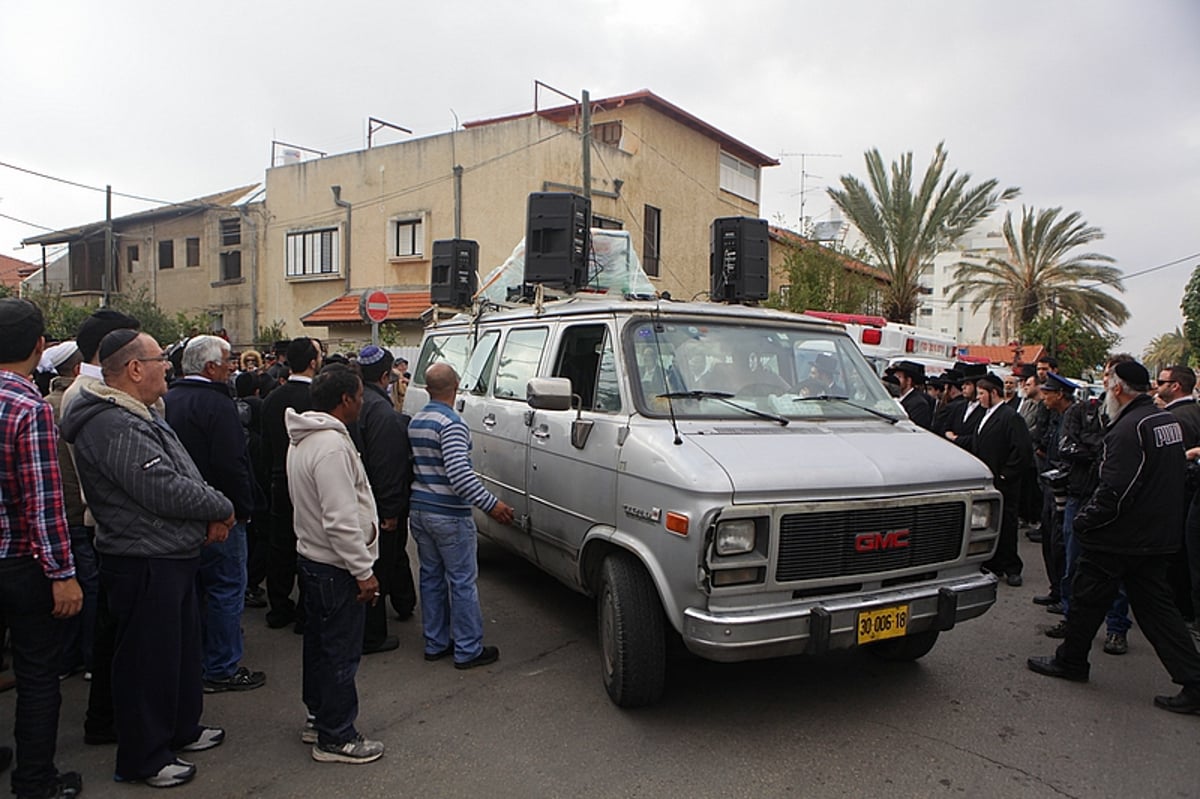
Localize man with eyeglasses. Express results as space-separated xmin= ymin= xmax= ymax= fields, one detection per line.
xmin=1158 ymin=365 xmax=1200 ymax=628
xmin=165 ymin=336 xmax=267 ymax=694
xmin=62 ymin=329 xmax=236 ymax=788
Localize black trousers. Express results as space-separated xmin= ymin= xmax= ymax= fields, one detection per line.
xmin=1057 ymin=548 xmax=1200 ymax=686
xmin=985 ymin=483 xmax=1023 ymax=577
xmin=102 ymin=554 xmax=204 ymax=781
xmin=1039 ymin=487 xmax=1065 ymax=599
xmin=84 ymin=564 xmax=116 ymax=739
xmin=266 ymin=480 xmax=304 ymax=626
xmin=363 ymin=519 xmax=417 ymax=649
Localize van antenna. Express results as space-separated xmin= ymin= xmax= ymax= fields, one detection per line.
xmin=650 ymin=301 xmax=683 ymax=445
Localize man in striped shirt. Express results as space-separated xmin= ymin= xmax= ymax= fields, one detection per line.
xmin=409 ymin=363 xmax=514 ymax=669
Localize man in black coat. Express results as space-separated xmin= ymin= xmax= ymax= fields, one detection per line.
xmin=260 ymin=337 xmax=322 ymax=630
xmin=1158 ymin=364 xmax=1200 ymax=623
xmin=164 ymin=336 xmax=266 ymax=693
xmin=1028 ymin=360 xmax=1200 ymax=714
xmin=350 ymin=346 xmax=416 ymax=655
xmin=949 ymin=372 xmax=1032 ymax=586
xmin=890 ymin=360 xmax=933 ymax=430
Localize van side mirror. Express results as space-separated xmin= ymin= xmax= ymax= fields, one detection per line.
xmin=526 ymin=377 xmax=573 ymax=411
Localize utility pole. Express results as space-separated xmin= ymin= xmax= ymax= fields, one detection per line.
xmin=581 ymin=89 xmax=592 ymax=201
xmin=103 ymin=184 xmax=113 ymax=305
xmin=779 ymin=152 xmax=841 ymax=235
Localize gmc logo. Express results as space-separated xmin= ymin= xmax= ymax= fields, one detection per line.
xmin=855 ymin=529 xmax=911 ymax=553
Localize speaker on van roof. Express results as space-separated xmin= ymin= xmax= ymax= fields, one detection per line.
xmin=525 ymin=192 xmax=591 ymax=290
xmin=430 ymin=239 xmax=479 ymax=307
xmin=710 ymin=216 xmax=769 ymax=303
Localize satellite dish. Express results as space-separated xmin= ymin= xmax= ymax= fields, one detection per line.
xmin=810 ymin=220 xmax=844 ymax=241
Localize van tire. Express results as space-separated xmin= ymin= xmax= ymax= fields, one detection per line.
xmin=867 ymin=630 xmax=939 ymax=661
xmin=598 ymin=553 xmax=666 ymax=708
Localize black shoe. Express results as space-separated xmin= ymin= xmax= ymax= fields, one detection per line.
xmin=266 ymin=611 xmax=295 ymax=629
xmin=1027 ymin=655 xmax=1089 ymax=682
xmin=1153 ymin=687 xmax=1200 ymax=715
xmin=424 ymin=644 xmax=454 ymax=662
xmin=293 ymin=621 xmax=306 ymax=635
xmin=1026 ymin=531 xmax=1043 ymax=543
xmin=203 ymin=667 xmax=266 ymax=694
xmin=363 ymin=636 xmax=400 ymax=655
xmin=454 ymin=645 xmax=499 ymax=670
xmin=83 ymin=728 xmax=118 ymax=745
xmin=1045 ymin=602 xmax=1065 ymax=615
xmin=1005 ymin=573 xmax=1024 ymax=587
xmin=243 ymin=591 xmax=267 ymax=609
xmin=1044 ymin=620 xmax=1070 ymax=639
xmin=0 ymin=746 xmax=10 ymax=774
xmin=394 ymin=610 xmax=415 ymax=622
xmin=32 ymin=771 xmax=83 ymax=798
xmin=1102 ymin=633 xmax=1128 ymax=655
xmin=1032 ymin=594 xmax=1056 ymax=606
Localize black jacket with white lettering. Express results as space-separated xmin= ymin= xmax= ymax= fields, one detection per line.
xmin=1073 ymin=393 xmax=1186 ymax=555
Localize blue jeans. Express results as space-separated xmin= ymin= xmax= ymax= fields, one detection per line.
xmin=298 ymin=556 xmax=365 ymax=746
xmin=1061 ymin=497 xmax=1132 ymax=635
xmin=59 ymin=525 xmax=100 ymax=674
xmin=0 ymin=556 xmax=68 ymax=798
xmin=198 ymin=522 xmax=247 ymax=680
xmin=410 ymin=509 xmax=484 ymax=663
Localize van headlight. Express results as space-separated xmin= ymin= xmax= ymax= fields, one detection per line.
xmin=970 ymin=501 xmax=994 ymax=531
xmin=715 ymin=519 xmax=757 ymax=555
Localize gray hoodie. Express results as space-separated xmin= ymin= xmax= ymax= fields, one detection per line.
xmin=60 ymin=381 xmax=234 ymax=559
xmin=286 ymin=408 xmax=378 ymax=580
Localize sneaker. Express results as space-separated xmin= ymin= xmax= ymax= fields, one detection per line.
xmin=1044 ymin=620 xmax=1070 ymax=639
xmin=178 ymin=726 xmax=225 ymax=752
xmin=454 ymin=645 xmax=500 ymax=670
xmin=116 ymin=758 xmax=196 ymax=788
xmin=203 ymin=667 xmax=266 ymax=693
xmin=38 ymin=770 xmax=82 ymax=798
xmin=301 ymin=718 xmax=318 ymax=745
xmin=1153 ymin=686 xmax=1200 ymax=715
xmin=311 ymin=734 xmax=384 ymax=764
xmin=1102 ymin=633 xmax=1128 ymax=655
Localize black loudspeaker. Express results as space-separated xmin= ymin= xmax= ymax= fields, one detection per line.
xmin=710 ymin=217 xmax=769 ymax=303
xmin=430 ymin=239 xmax=479 ymax=307
xmin=525 ymin=192 xmax=591 ymax=290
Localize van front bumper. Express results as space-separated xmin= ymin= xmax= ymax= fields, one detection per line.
xmin=681 ymin=571 xmax=998 ymax=662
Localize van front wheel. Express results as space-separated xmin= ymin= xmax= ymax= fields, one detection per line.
xmin=598 ymin=553 xmax=666 ymax=708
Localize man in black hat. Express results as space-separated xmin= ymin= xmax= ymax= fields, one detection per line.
xmin=948 ymin=362 xmax=987 ymax=438
xmin=949 ymin=372 xmax=1032 ymax=585
xmin=1028 ymin=359 xmax=1200 ymax=714
xmin=890 ymin=360 xmax=933 ymax=430
xmin=932 ymin=369 xmax=964 ymax=436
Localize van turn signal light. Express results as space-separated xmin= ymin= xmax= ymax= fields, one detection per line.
xmin=665 ymin=512 xmax=689 ymax=537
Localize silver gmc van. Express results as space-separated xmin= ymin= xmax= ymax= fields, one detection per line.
xmin=405 ymin=294 xmax=1000 ymax=707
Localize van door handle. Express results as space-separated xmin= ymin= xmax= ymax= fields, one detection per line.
xmin=532 ymin=425 xmax=550 ymax=440
xmin=482 ymin=413 xmax=496 ymax=427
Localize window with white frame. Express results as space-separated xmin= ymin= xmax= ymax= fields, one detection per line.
xmin=719 ymin=151 xmax=759 ymax=202
xmin=286 ymin=227 xmax=340 ymax=277
xmin=391 ymin=217 xmax=424 ymax=258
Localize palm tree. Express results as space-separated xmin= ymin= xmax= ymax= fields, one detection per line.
xmin=828 ymin=142 xmax=1018 ymax=323
xmin=1144 ymin=327 xmax=1190 ymax=372
xmin=948 ymin=206 xmax=1129 ymax=340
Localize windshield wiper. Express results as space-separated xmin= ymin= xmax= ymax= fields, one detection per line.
xmin=792 ymin=395 xmax=900 ymax=424
xmin=658 ymin=391 xmax=789 ymax=426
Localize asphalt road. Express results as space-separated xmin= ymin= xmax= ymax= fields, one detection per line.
xmin=5 ymin=535 xmax=1198 ymax=799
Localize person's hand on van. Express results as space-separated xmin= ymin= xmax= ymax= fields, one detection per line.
xmin=489 ymin=500 xmax=515 ymax=525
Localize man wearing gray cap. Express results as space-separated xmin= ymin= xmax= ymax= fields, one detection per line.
xmin=1028 ymin=360 xmax=1200 ymax=714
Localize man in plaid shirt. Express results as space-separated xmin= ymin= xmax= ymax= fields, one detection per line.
xmin=0 ymin=297 xmax=83 ymax=799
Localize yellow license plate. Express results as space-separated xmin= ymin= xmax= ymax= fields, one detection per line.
xmin=857 ymin=604 xmax=909 ymax=644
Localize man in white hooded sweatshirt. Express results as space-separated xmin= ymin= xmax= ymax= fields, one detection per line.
xmin=285 ymin=364 xmax=384 ymax=765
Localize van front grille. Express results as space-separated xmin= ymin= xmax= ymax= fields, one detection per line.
xmin=776 ymin=502 xmax=964 ymax=582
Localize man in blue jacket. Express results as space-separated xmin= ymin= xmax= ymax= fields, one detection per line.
xmin=165 ymin=336 xmax=266 ymax=694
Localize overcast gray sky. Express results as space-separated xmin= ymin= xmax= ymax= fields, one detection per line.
xmin=2 ymin=0 xmax=1197 ymax=355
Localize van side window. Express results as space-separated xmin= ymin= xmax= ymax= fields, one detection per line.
xmin=412 ymin=333 xmax=474 ymax=387
xmin=554 ymin=324 xmax=621 ymax=413
xmin=493 ymin=328 xmax=548 ymax=399
xmin=461 ymin=330 xmax=500 ymax=395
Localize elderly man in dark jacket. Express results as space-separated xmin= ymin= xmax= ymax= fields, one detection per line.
xmin=165 ymin=335 xmax=266 ymax=693
xmin=63 ymin=329 xmax=236 ymax=786
xmin=350 ymin=346 xmax=416 ymax=654
xmin=1028 ymin=360 xmax=1200 ymax=715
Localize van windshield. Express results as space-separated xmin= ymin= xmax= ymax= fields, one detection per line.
xmin=628 ymin=319 xmax=899 ymax=420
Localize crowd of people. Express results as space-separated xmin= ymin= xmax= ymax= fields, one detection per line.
xmin=887 ymin=354 xmax=1200 ymax=713
xmin=0 ymin=298 xmax=498 ymax=795
xmin=4 ymin=299 xmax=1200 ymax=795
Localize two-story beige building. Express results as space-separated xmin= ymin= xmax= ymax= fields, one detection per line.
xmin=264 ymin=90 xmax=780 ymax=347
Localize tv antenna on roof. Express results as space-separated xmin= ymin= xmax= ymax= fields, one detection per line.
xmin=779 ymin=151 xmax=841 ymax=236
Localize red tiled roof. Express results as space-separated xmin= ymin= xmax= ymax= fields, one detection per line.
xmin=767 ymin=226 xmax=890 ymax=283
xmin=301 ymin=291 xmax=432 ymax=325
xmin=0 ymin=254 xmax=37 ymax=288
xmin=465 ymin=89 xmax=779 ymax=168
xmin=963 ymin=343 xmax=1046 ymax=366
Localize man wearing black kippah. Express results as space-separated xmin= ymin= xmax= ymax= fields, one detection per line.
xmin=1028 ymin=359 xmax=1200 ymax=715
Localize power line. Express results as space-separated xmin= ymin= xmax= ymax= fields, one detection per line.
xmin=0 ymin=211 xmax=53 ymax=231
xmin=0 ymin=160 xmax=228 ymax=212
